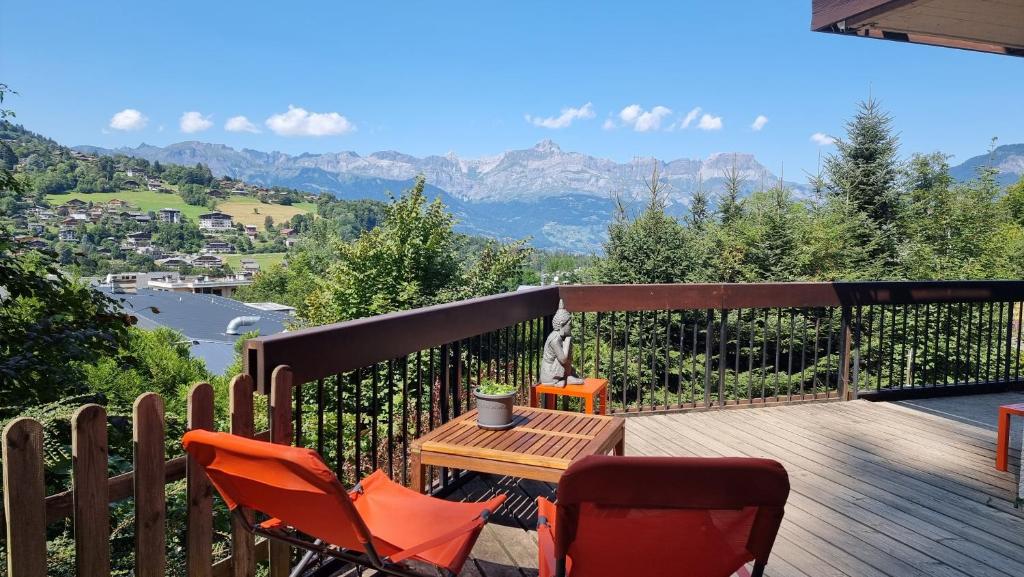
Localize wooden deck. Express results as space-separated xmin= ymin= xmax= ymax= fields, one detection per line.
xmin=452 ymin=393 xmax=1024 ymax=577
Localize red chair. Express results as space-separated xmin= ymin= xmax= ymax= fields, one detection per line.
xmin=537 ymin=456 xmax=790 ymax=577
xmin=183 ymin=430 xmax=506 ymax=577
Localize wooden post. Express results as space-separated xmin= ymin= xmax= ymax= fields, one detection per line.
xmin=3 ymin=418 xmax=47 ymax=577
xmin=72 ymin=404 xmax=110 ymax=577
xmin=230 ymin=374 xmax=256 ymax=577
xmin=187 ymin=383 xmax=215 ymax=577
xmin=133 ymin=393 xmax=166 ymax=577
xmin=269 ymin=366 xmax=294 ymax=577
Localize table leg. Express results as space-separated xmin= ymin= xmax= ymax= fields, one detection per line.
xmin=544 ymin=393 xmax=555 ymax=410
xmin=600 ymin=386 xmax=608 ymax=415
xmin=530 ymin=386 xmax=538 ymax=408
xmin=997 ymin=410 xmax=1011 ymax=472
xmin=585 ymin=395 xmax=594 ymax=415
xmin=410 ymin=451 xmax=426 ymax=493
xmin=614 ymin=433 xmax=625 ymax=456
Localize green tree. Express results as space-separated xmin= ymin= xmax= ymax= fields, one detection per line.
xmin=599 ymin=167 xmax=704 ymax=284
xmin=0 ymin=232 xmax=132 ymax=414
xmin=824 ymin=97 xmax=902 ymax=264
xmin=0 ymin=140 xmax=17 ymax=170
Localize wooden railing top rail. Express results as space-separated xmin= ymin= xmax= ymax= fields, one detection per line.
xmin=246 ymin=286 xmax=559 ymax=391
xmin=246 ymin=280 xmax=1024 ymax=391
xmin=559 ymin=281 xmax=1024 ymax=311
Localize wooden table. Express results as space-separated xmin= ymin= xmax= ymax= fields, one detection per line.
xmin=409 ymin=406 xmax=625 ymax=492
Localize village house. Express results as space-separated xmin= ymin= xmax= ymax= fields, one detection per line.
xmin=106 ymin=198 xmax=128 ymax=208
xmin=14 ymin=236 xmax=49 ymax=250
xmin=239 ymin=258 xmax=260 ymax=274
xmin=58 ymin=227 xmax=78 ymax=242
xmin=157 ymin=208 xmax=182 ymax=224
xmin=155 ymin=256 xmax=190 ymax=268
xmin=202 ymin=240 xmax=235 ymax=254
xmin=199 ymin=211 xmax=233 ymax=231
xmin=124 ymin=231 xmax=151 ymax=248
xmin=244 ymin=224 xmax=258 ymax=239
xmin=189 ymin=254 xmax=225 ymax=269
xmin=28 ymin=223 xmax=44 ymax=235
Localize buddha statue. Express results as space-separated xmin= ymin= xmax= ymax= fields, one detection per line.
xmin=540 ymin=300 xmax=585 ymax=387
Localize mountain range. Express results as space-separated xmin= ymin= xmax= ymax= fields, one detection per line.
xmin=75 ymin=140 xmax=1024 ymax=252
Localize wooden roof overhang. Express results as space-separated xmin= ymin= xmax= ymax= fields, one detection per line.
xmin=812 ymin=0 xmax=1024 ymax=57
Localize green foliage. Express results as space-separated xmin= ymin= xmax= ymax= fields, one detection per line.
xmin=178 ymin=182 xmax=211 ymax=206
xmin=476 ymin=376 xmax=517 ymax=396
xmin=599 ymin=168 xmax=709 ymax=284
xmin=824 ymin=97 xmax=902 ymax=264
xmin=0 ymin=232 xmax=133 ymax=416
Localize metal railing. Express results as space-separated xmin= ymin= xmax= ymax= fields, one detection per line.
xmin=244 ymin=281 xmax=1024 ymax=487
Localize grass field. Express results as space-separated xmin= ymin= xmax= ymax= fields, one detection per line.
xmin=45 ymin=190 xmax=316 ymax=226
xmin=215 ymin=197 xmax=318 ymax=227
xmin=223 ymin=252 xmax=287 ymax=270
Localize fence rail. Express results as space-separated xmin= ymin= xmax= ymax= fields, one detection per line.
xmin=1 ymin=374 xmax=295 ymax=577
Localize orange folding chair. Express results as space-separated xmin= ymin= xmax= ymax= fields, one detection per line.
xmin=537 ymin=455 xmax=790 ymax=577
xmin=183 ymin=430 xmax=506 ymax=577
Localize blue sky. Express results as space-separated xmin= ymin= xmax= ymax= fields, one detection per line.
xmin=1 ymin=1 xmax=1021 ymax=179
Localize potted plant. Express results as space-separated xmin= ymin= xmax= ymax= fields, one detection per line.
xmin=474 ymin=377 xmax=517 ymax=430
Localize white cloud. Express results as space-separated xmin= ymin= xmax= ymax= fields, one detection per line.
xmin=619 ymin=104 xmax=642 ymax=124
xmin=525 ymin=102 xmax=595 ymax=129
xmin=810 ymin=132 xmax=836 ymax=146
xmin=109 ymin=108 xmax=148 ymax=131
xmin=697 ymin=113 xmax=723 ymax=131
xmin=681 ymin=107 xmax=701 ymax=129
xmin=602 ymin=118 xmax=616 ymax=131
xmin=265 ymin=105 xmax=356 ymax=136
xmin=619 ymin=104 xmax=672 ymax=132
xmin=179 ymin=111 xmax=213 ymax=134
xmin=751 ymin=115 xmax=768 ymax=131
xmin=225 ymin=115 xmax=260 ymax=133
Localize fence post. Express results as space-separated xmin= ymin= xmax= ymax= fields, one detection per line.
xmin=72 ymin=404 xmax=110 ymax=577
xmin=230 ymin=374 xmax=257 ymax=577
xmin=269 ymin=366 xmax=294 ymax=577
xmin=3 ymin=417 xmax=47 ymax=577
xmin=133 ymin=393 xmax=166 ymax=577
xmin=838 ymin=306 xmax=853 ymax=400
xmin=187 ymin=383 xmax=215 ymax=577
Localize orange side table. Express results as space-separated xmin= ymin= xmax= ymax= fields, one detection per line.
xmin=530 ymin=378 xmax=609 ymax=415
xmin=996 ymin=402 xmax=1024 ymax=471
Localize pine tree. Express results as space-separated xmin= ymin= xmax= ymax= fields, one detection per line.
xmin=0 ymin=141 xmax=17 ymax=170
xmin=824 ymin=97 xmax=902 ymax=263
xmin=717 ymin=156 xmax=744 ymax=226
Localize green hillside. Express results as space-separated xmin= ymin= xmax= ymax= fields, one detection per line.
xmin=44 ymin=189 xmax=315 ymax=224
xmin=223 ymin=252 xmax=287 ymax=270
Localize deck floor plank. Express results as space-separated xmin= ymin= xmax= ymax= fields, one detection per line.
xmin=454 ymin=397 xmax=1024 ymax=577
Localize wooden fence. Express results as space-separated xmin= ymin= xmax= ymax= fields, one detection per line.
xmin=1 ymin=368 xmax=296 ymax=577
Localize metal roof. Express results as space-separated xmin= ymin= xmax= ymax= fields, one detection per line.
xmin=98 ymin=287 xmax=293 ymax=374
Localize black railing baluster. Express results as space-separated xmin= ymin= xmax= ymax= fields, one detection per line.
xmin=899 ymin=305 xmax=908 ymax=387
xmin=415 ymin=351 xmax=423 ymax=438
xmin=986 ymin=302 xmax=996 ymax=380
xmin=705 ymin=310 xmax=714 ymax=408
xmin=825 ymin=308 xmax=834 ymax=395
xmin=371 ymin=363 xmax=380 ymax=471
xmin=1004 ymin=302 xmax=1014 ymax=382
xmin=762 ymin=309 xmax=769 ymax=401
xmin=876 ymin=305 xmax=886 ymax=390
xmin=734 ymin=308 xmax=742 ymax=402
xmin=354 ymin=368 xmax=362 ymax=479
xmin=386 ymin=358 xmax=395 ymax=478
xmin=316 ymin=377 xmax=325 ymax=456
xmin=401 ymin=357 xmax=409 ymax=485
xmin=953 ymin=303 xmax=963 ymax=384
xmin=335 ymin=374 xmax=344 ymax=478
xmin=692 ymin=319 xmax=700 ymax=407
xmin=774 ymin=309 xmax=782 ymax=400
xmin=921 ymin=305 xmax=930 ymax=387
xmin=624 ymin=311 xmax=631 ymax=409
xmin=787 ymin=308 xmax=795 ymax=400
xmin=595 ymin=311 xmax=602 ymax=380
xmin=718 ymin=309 xmax=728 ymax=407
xmin=749 ymin=310 xmax=756 ymax=402
xmin=295 ymin=380 xmax=304 ymax=448
xmin=812 ymin=313 xmax=821 ymax=396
